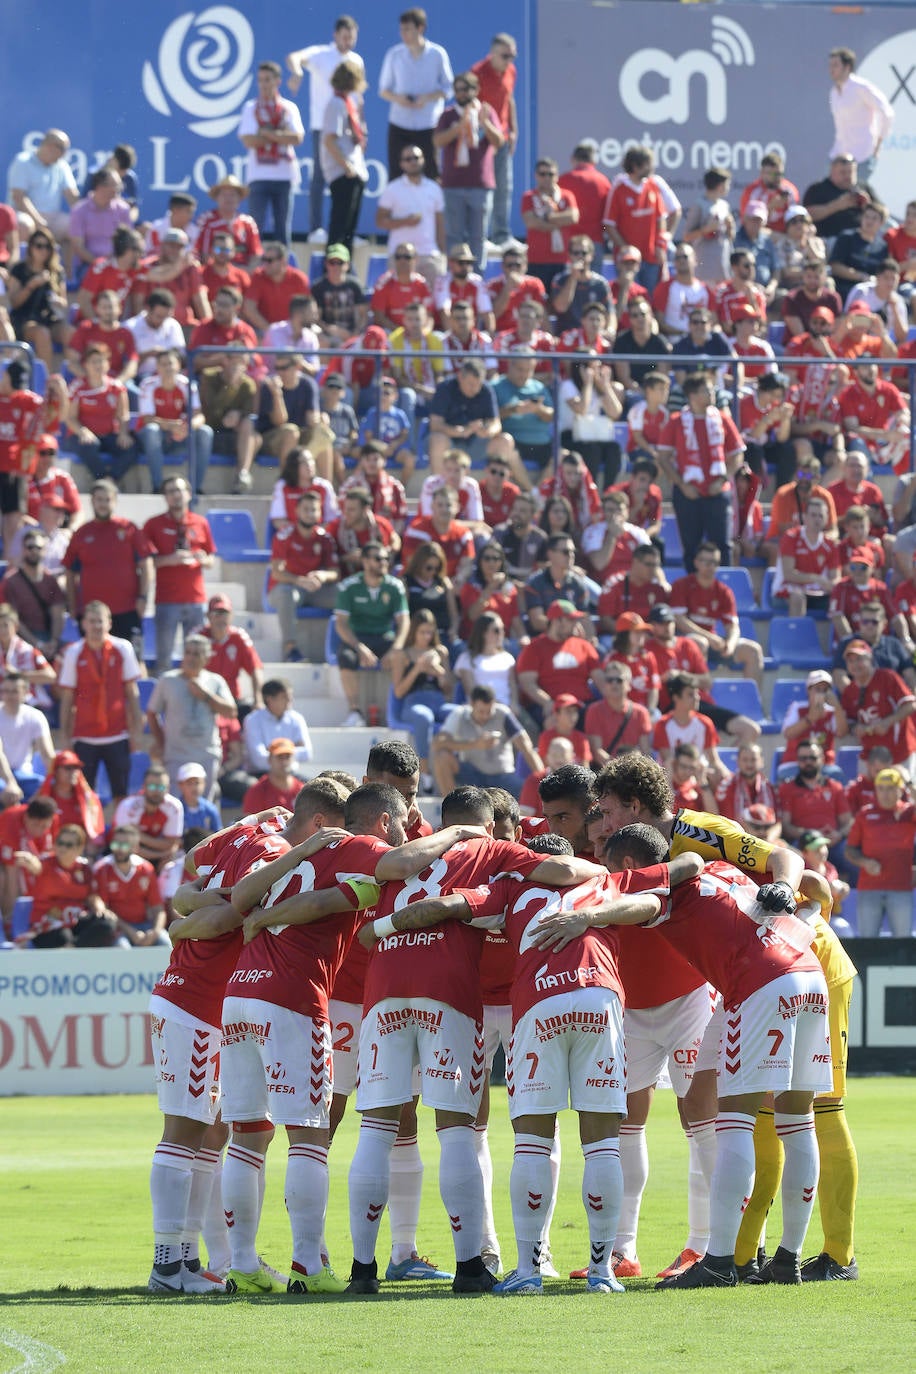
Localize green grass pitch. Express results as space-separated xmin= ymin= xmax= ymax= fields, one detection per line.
xmin=0 ymin=1079 xmax=911 ymax=1374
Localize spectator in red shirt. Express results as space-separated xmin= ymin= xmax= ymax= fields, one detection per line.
xmin=269 ymin=489 xmax=340 ymax=659
xmin=583 ymin=660 xmax=651 ymax=767
xmin=773 ymin=493 xmax=841 ymax=616
xmin=63 ymin=479 xmax=152 ymax=640
xmin=92 ymin=822 xmax=168 ymax=946
xmin=21 ymin=823 xmax=92 ymax=948
xmin=195 ymin=174 xmax=262 ymax=267
xmin=144 ymin=476 xmax=216 ymax=673
xmin=781 ymin=670 xmax=849 ymax=766
xmin=243 ymin=241 xmax=310 ymax=333
xmin=401 ymin=486 xmax=475 ymax=582
xmin=340 ymin=440 xmax=409 ymax=533
xmin=836 ymin=503 xmax=884 ymax=573
xmin=131 ymin=228 xmax=211 ymax=330
xmin=828 ymin=548 xmax=895 ymax=642
xmin=0 ymin=358 xmax=63 ymax=554
xmin=516 ymin=599 xmax=604 ymax=728
xmin=200 ymin=229 xmax=252 ymax=307
xmin=188 ymin=285 xmax=260 ymax=375
xmin=0 ymin=793 xmax=57 ymax=921
xmin=200 ymin=595 xmax=264 ymax=712
xmin=242 ymin=736 xmax=305 ymax=814
xmin=611 ymin=457 xmax=664 ymax=540
xmin=64 ymin=343 xmax=138 ymax=483
xmin=76 ymin=225 xmax=144 ymax=323
xmin=740 ymin=152 xmax=799 ymax=234
xmin=596 ymin=543 xmax=670 ymax=636
xmin=845 ymin=766 xmax=916 ymax=936
xmin=478 ymin=453 xmax=520 ymax=530
xmin=66 ymin=288 xmax=138 ymax=384
xmin=669 ymin=741 xmax=721 ymax=812
xmin=489 ymin=245 xmax=548 ymax=333
xmin=558 ymin=140 xmax=612 ymax=268
xmin=778 ymin=739 xmax=853 ymax=875
xmin=26 ymin=433 xmax=82 ymax=528
xmin=36 ymin=748 xmax=105 ymax=849
xmin=326 ymin=486 xmax=400 ymax=578
xmin=536 ymin=691 xmax=593 ymax=766
xmin=520 ymin=156 xmax=579 ymax=290
xmin=370 ymin=244 xmax=434 ymax=332
xmin=605 ymin=612 xmax=659 ymax=713
xmin=826 ymin=447 xmax=889 ymax=532
xmin=738 ymin=371 xmax=796 ymax=488
xmin=839 ymin=637 xmax=916 ymax=768
xmin=457 ymin=541 xmax=525 ymax=641
xmin=604 ymin=144 xmax=669 ymax=291
xmin=670 ymin=541 xmax=764 ymax=683
xmin=782 ymin=258 xmax=843 ymax=339
xmin=716 ymin=741 xmax=778 ymax=824
xmin=714 ymin=249 xmax=768 ymax=334
xmin=837 ymin=358 xmax=910 ymax=474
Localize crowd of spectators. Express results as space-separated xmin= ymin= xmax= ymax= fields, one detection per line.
xmin=0 ymin=20 xmax=914 ymax=943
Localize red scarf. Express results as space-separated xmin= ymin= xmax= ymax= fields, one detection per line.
xmin=38 ymin=755 xmax=106 ymax=842
xmin=255 ymin=96 xmax=290 ymax=166
xmin=343 ymin=94 xmax=366 ymax=151
xmin=77 ymin=638 xmax=123 ymax=737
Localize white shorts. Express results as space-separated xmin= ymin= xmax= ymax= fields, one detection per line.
xmin=696 ymin=997 xmax=723 ymax=1073
xmin=329 ymin=998 xmax=362 ymax=1098
xmin=624 ymin=983 xmax=716 ymax=1096
xmin=718 ymin=969 xmax=833 ymax=1096
xmin=149 ymin=996 xmax=221 ymax=1124
xmin=483 ymin=1002 xmax=513 ymax=1073
xmin=506 ymin=987 xmax=627 ymax=1119
xmin=356 ymin=997 xmax=484 ymax=1115
xmin=220 ymin=996 xmax=332 ymax=1128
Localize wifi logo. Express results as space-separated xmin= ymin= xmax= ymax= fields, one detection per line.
xmin=619 ymin=17 xmax=755 ymax=127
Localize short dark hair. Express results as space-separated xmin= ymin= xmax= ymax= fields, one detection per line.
xmin=527 ymin=832 xmax=573 ymax=857
xmin=668 ymin=672 xmax=699 ymax=700
xmin=366 ymin=740 xmax=420 ymax=779
xmin=622 ymin=145 xmax=652 ymax=176
xmin=441 ymin=786 xmax=494 ymax=826
xmin=703 ymin=167 xmax=730 ymax=190
xmin=758 ymin=372 xmax=788 ymax=395
xmin=595 ymin=755 xmax=673 ymax=817
xmin=168 ymin=192 xmax=197 ymax=210
xmin=258 ymin=60 xmax=282 ymax=78
xmin=316 ymin=768 xmax=359 ymax=792
xmin=344 ymin=782 xmax=407 ymax=831
xmin=292 ymin=777 xmax=349 ymax=823
xmin=147 ymin=288 xmax=175 ymax=311
xmin=262 ymin=678 xmax=292 ymax=699
xmin=469 ymin=684 xmax=496 ymax=705
xmin=400 ymin=7 xmax=427 ymax=28
xmin=829 ymin=46 xmax=856 ymax=71
xmin=603 ymin=822 xmax=668 ymax=871
xmin=26 ymin=796 xmax=58 ymax=822
xmin=538 ymin=762 xmax=594 ymax=810
xmin=485 ymin=786 xmax=520 ymax=828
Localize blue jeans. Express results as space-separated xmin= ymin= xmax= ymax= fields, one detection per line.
xmin=491 ymin=141 xmax=514 ymax=245
xmin=154 ymin=601 xmax=206 ymax=674
xmin=395 ymin=689 xmax=450 ymax=760
xmin=249 ymin=179 xmax=294 ymax=247
xmin=444 ymin=187 xmax=494 ymax=271
xmin=139 ymin=424 xmax=214 ymax=494
xmin=76 ymin=433 xmax=138 ymax=482
xmin=856 ymin=889 xmax=913 ymax=938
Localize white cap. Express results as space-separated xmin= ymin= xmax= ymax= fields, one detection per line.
xmin=176 ymin=762 xmax=206 ymax=782
xmin=806 ymin=670 xmax=833 ymax=688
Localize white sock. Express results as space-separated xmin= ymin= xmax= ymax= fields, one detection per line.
xmin=685 ymin=1126 xmax=711 ymax=1255
xmin=388 ymin=1132 xmax=423 ymax=1265
xmin=286 ymin=1142 xmax=329 ymax=1276
xmin=707 ymin=1113 xmax=756 ymax=1258
xmin=690 ymin=1116 xmax=718 ymax=1188
xmin=437 ymin=1124 xmax=484 ymax=1264
xmin=475 ymin=1125 xmax=499 ymax=1254
xmin=582 ymin=1137 xmax=623 ymax=1277
xmin=538 ymin=1126 xmax=561 ymax=1259
xmin=775 ymin=1112 xmax=819 ymax=1255
xmin=150 ymin=1143 xmax=195 ymax=1267
xmin=349 ymin=1116 xmax=398 ymax=1265
xmin=222 ymin=1141 xmax=265 ymax=1273
xmin=182 ymin=1147 xmax=220 ymax=1265
xmin=510 ymin=1134 xmax=552 ymax=1277
xmin=615 ymin=1123 xmax=648 ymax=1259
xmin=201 ymin=1156 xmax=231 ymax=1274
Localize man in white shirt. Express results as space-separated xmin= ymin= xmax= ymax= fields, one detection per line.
xmin=379 ymin=7 xmax=454 ymax=178
xmin=125 ymin=289 xmax=186 ymax=379
xmin=828 ymin=46 xmax=893 ymax=184
xmin=6 ymin=128 xmax=80 ymax=260
xmin=377 ymin=144 xmax=446 ymax=289
xmin=238 ymin=60 xmax=305 ymax=247
xmin=0 ymin=673 xmax=54 ymax=796
xmin=286 ymin=16 xmax=365 ymax=240
xmin=242 ymin=676 xmax=313 ymax=775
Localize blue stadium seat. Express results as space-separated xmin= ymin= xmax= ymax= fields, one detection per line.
xmin=207 ymin=509 xmax=270 ymax=563
xmin=137 ymin=678 xmax=156 ymax=713
xmin=483 ymin=259 xmax=502 ymax=281
xmin=768 ymin=617 xmax=827 ymax=670
xmin=30 ymin=356 xmax=48 ymax=397
xmin=835 ymin=745 xmax=862 ymax=782
xmin=599 ymin=260 xmax=618 ymax=283
xmin=309 ymin=251 xmax=325 ymax=279
xmin=613 ymin=421 xmax=629 ymax=451
xmin=718 ymin=747 xmax=738 ymax=774
xmin=716 ymin=566 xmax=757 ymax=614
xmin=770 ymin=747 xmax=785 ymax=782
xmin=659 ymin=513 xmax=683 ymax=565
xmin=770 ymin=678 xmax=808 ymax=725
xmin=128 ymin=750 xmax=151 ymax=794
xmin=767 ymin=321 xmax=785 ymax=348
xmin=94 ymin=762 xmax=113 ymax=805
xmin=710 ymin=678 xmax=766 ymax=724
xmin=10 ymin=896 xmax=33 ymax=942
xmin=367 ymin=256 xmax=388 ymax=288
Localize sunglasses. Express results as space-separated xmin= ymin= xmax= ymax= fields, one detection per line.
xmin=264 ymin=254 xmax=284 ymax=262
xmin=606 ymin=677 xmax=625 ymax=685
xmin=56 ymin=839 xmax=81 ymax=849
xmin=395 ymin=253 xmax=415 ymax=261
xmin=401 ymin=155 xmax=422 ymax=164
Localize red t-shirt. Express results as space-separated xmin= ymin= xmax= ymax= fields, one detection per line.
xmin=458 ymin=581 xmax=519 ymax=638
xmin=827 ymin=478 xmax=888 ymax=532
xmin=669 ymin=575 xmax=737 ymax=632
xmin=558 ymin=164 xmax=612 ymax=243
xmin=521 ymin=186 xmax=579 ymax=265
xmin=0 ymin=390 xmax=44 ymax=475
xmin=778 ymin=775 xmax=848 ymax=833
xmin=370 ymin=272 xmax=433 ymax=329
xmin=79 ymin=260 xmax=137 ymax=313
xmin=646 ymin=636 xmax=710 ymax=712
xmin=134 ymin=258 xmax=205 ymax=326
xmin=195 ymin=209 xmax=262 ymax=264
xmin=188 ymin=317 xmax=260 ymax=359
xmin=776 ymin=528 xmax=840 ymax=591
xmin=480 ymin=480 xmax=521 ymax=529
xmin=244 ymin=266 xmax=311 ymax=325
xmin=714 ymin=281 xmax=768 ymax=330
xmin=847 ymin=802 xmax=916 ymax=891
xmin=69 ymin=322 xmax=137 ymax=376
xmin=401 ymin=517 xmax=475 ymax=577
xmin=92 ymin=853 xmax=161 ymax=925
xmin=516 ymin=633 xmax=602 ymax=703
xmin=659 ymin=409 xmax=745 ymax=497
xmin=268 ymin=524 xmax=339 ymax=592
xmin=0 ymin=803 xmax=57 ymax=896
xmin=840 ymin=668 xmax=916 ymax=764
xmin=201 ymin=262 xmax=252 ymax=304
xmin=536 ymin=727 xmax=592 ymax=765
xmin=28 ymin=466 xmax=81 ymax=520
xmin=29 ymin=857 xmax=92 ymax=935
xmin=490 ymin=278 xmax=548 ymax=333
xmin=63 ymin=518 xmax=151 ymax=615
xmin=583 ymin=699 xmax=651 ymax=751
xmin=58 ymin=635 xmax=140 ymax=741
xmin=143 ymin=511 xmax=216 ymax=606
xmin=604 ymin=178 xmax=665 ymax=261
xmin=827 ymin=576 xmax=894 ymax=628
xmin=200 ymin=626 xmax=262 ymax=699
xmin=241 ymin=774 xmax=305 ymax=815
xmin=597 ymin=574 xmax=669 ymax=626
xmin=68 ymin=377 xmax=125 ymax=438
xmin=604 ymin=648 xmax=660 ymax=708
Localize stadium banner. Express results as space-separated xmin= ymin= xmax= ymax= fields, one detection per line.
xmin=536 ymin=1 xmax=915 ymax=218
xmin=0 ymin=0 xmax=529 ymax=241
xmin=845 ymin=939 xmax=916 ymax=1075
xmin=0 ymin=949 xmax=169 ymax=1096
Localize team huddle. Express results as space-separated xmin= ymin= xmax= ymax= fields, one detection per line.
xmin=146 ymin=744 xmax=858 ymax=1297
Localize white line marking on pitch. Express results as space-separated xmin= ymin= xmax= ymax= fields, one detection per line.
xmin=0 ymin=1330 xmax=67 ymax=1373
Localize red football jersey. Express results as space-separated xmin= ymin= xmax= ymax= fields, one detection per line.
xmin=840 ymin=668 xmax=916 ymax=764
xmin=778 ymin=776 xmax=848 ymax=833
xmin=669 ymin=575 xmax=737 ymax=631
xmin=0 ymin=390 xmax=44 ymax=475
xmin=0 ymin=802 xmax=57 ymax=896
xmin=30 ymin=857 xmax=92 ymax=934
xmin=69 ymin=322 xmax=136 ymax=376
xmin=597 ymin=574 xmax=669 ymax=626
xmin=370 ymin=272 xmax=433 ymax=329
xmin=144 ymin=511 xmax=216 ymax=605
xmin=268 ymin=524 xmax=339 ymax=592
xmin=200 ymin=626 xmax=262 ymax=699
xmin=92 ymin=853 xmax=161 ymax=925
xmin=63 ymin=517 xmax=150 ymax=616
xmin=244 ymin=266 xmax=311 ymax=325
xmin=401 ymin=517 xmax=474 ymax=577
xmin=68 ymin=377 xmax=124 ymax=437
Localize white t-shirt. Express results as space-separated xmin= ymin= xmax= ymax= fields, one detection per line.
xmin=377 ymin=175 xmax=445 ymax=257
xmin=454 ymin=648 xmax=516 ymax=706
xmin=0 ymin=703 xmax=52 ymax=772
xmin=125 ymin=312 xmax=187 ymax=378
xmin=295 ymin=43 xmax=366 ymax=129
xmin=238 ymin=97 xmax=305 ymax=186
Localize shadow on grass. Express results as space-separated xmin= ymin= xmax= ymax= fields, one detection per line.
xmin=0 ymin=1280 xmax=660 ymax=1306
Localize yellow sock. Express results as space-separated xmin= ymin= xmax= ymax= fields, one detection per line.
xmin=814 ymin=1102 xmax=858 ymax=1265
xmin=734 ymin=1107 xmax=783 ymax=1266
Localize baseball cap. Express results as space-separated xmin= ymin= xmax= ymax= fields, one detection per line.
xmin=163 ymin=228 xmax=189 ymax=245
xmin=324 ymin=374 xmax=346 ymax=389
xmin=743 ymin=803 xmax=776 ymax=826
xmin=843 ymin=638 xmax=872 ymax=657
xmin=732 ymin=303 xmax=760 ymax=322
xmin=615 ymin=611 xmax=649 ymax=632
xmin=176 ymin=762 xmax=206 ymax=782
xmin=39 ymin=492 xmax=68 ymax=509
xmin=846 ymin=301 xmax=871 ymax=316
xmin=268 ymin=737 xmax=295 ymax=756
xmin=546 ymin=599 xmax=585 ymax=621
xmin=875 ymin=767 xmax=905 ymax=787
xmin=617 ymin=245 xmax=640 ymax=262
xmin=798 ymin=829 xmax=829 ymax=850
xmin=38 ymin=433 xmax=58 ymax=453
xmin=806 ymin=670 xmax=833 ymax=688
xmin=785 ymin=205 xmax=811 ymax=223
xmin=553 ymin=693 xmax=581 ymax=710
xmin=745 ymin=200 xmax=768 ymax=222
xmin=810 ymin=306 xmax=835 ymax=325
xmin=208 ymin=594 xmax=231 ymax=612
xmin=326 ymin=243 xmax=350 ymax=263
xmin=647 ymin=604 xmax=675 ymax=624
xmin=848 ymin=546 xmax=875 ymax=566
xmin=54 ymin=750 xmax=83 ymax=769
